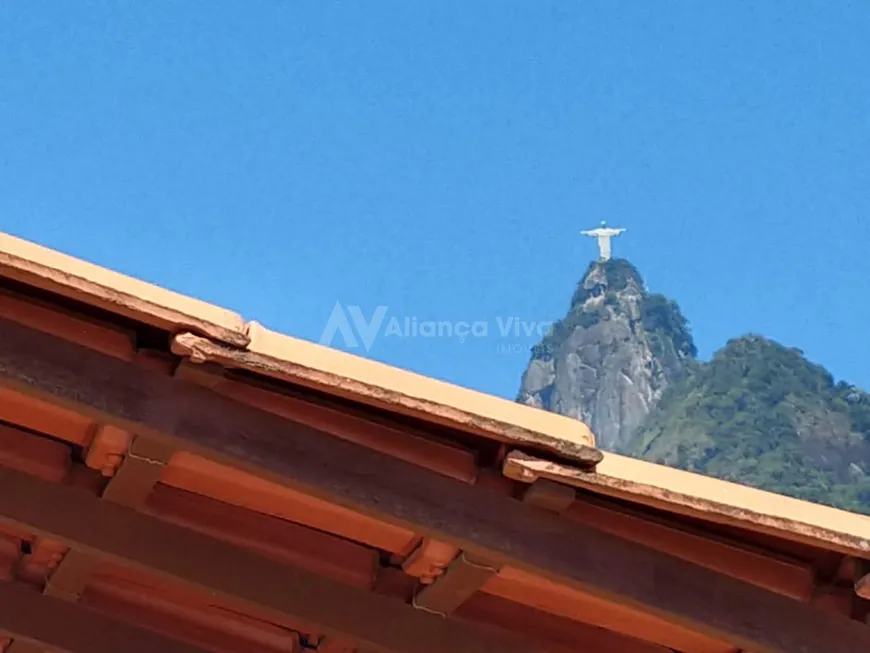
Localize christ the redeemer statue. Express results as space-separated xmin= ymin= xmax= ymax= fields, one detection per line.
xmin=581 ymin=221 xmax=626 ymax=261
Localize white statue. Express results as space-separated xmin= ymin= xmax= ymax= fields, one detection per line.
xmin=581 ymin=221 xmax=626 ymax=261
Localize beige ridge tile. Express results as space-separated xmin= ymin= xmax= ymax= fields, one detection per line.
xmin=0 ymin=232 xmax=248 ymax=347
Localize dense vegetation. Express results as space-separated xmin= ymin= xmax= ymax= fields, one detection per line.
xmin=629 ymin=335 xmax=870 ymax=513
xmin=641 ymin=293 xmax=697 ymax=360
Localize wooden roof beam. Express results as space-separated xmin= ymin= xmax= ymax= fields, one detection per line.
xmin=0 ymin=580 xmax=212 ymax=653
xmin=45 ymin=436 xmax=172 ymax=600
xmin=174 ymin=359 xmax=481 ymax=484
xmin=562 ymin=494 xmax=817 ymax=601
xmin=411 ymin=480 xmax=575 ymax=615
xmin=456 ymin=592 xmax=673 ymax=653
xmin=0 ymin=317 xmax=869 ymax=653
xmin=413 ymin=553 xmax=497 ymax=616
xmin=48 ymin=350 xmax=177 ymax=601
xmin=145 ymin=483 xmax=379 ymax=589
xmin=0 ymin=466 xmax=531 ymax=653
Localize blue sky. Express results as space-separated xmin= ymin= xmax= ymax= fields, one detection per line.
xmin=1 ymin=2 xmax=868 ymax=399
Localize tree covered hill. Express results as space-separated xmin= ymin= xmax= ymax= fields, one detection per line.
xmin=628 ymin=334 xmax=870 ymax=513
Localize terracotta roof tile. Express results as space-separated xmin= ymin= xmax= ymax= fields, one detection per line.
xmin=0 ymin=387 xmax=95 ymax=447
xmin=0 ymin=288 xmax=135 ymax=360
xmin=0 ymin=232 xmax=248 ymax=347
xmin=0 ymin=424 xmax=72 ymax=484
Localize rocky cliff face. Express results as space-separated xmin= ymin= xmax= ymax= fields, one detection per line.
xmin=517 ymin=259 xmax=696 ymax=452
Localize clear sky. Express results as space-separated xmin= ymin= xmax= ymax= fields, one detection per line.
xmin=1 ymin=2 xmax=868 ymax=399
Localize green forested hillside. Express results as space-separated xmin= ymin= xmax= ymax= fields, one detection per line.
xmin=628 ymin=335 xmax=870 ymax=513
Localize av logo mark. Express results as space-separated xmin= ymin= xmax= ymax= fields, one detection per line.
xmin=319 ymin=302 xmax=388 ymax=351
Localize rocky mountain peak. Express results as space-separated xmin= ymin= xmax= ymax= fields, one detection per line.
xmin=518 ymin=258 xmax=695 ymax=452
xmin=570 ymin=258 xmax=646 ymax=308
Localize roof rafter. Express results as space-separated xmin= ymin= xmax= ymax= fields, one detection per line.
xmin=0 ymin=580 xmax=212 ymax=653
